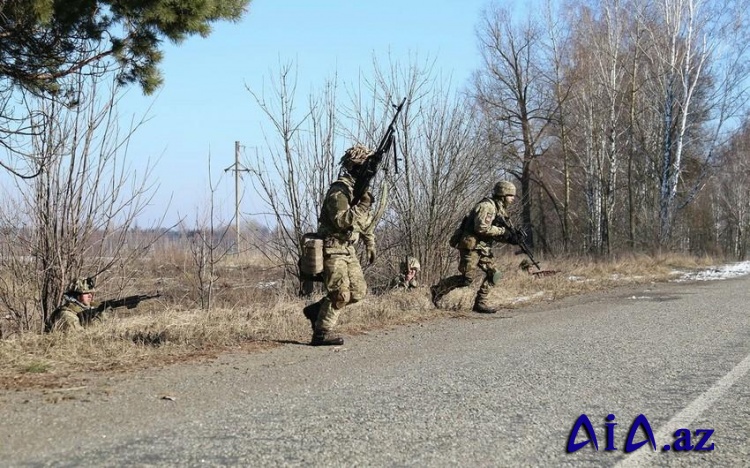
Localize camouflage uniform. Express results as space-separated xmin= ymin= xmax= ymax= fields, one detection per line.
xmin=304 ymin=144 xmax=376 ymax=346
xmin=389 ymin=256 xmax=420 ymax=290
xmin=431 ymin=181 xmax=518 ymax=313
xmin=45 ymin=277 xmax=109 ymax=332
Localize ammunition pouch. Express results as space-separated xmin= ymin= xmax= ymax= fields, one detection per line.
xmin=300 ymin=233 xmax=324 ymax=280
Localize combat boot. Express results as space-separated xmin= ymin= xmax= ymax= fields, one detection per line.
xmin=310 ymin=330 xmax=344 ymax=347
xmin=430 ymin=285 xmax=441 ymax=307
xmin=302 ymin=301 xmax=322 ymax=332
xmin=472 ymin=299 xmax=499 ymax=314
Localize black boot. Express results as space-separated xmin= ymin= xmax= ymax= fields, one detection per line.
xmin=302 ymin=301 xmax=322 ymax=332
xmin=430 ymin=285 xmax=442 ymax=307
xmin=310 ymin=329 xmax=344 ymax=346
xmin=472 ymin=298 xmax=499 ymax=314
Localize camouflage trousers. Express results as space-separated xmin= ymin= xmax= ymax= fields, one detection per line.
xmin=432 ymin=248 xmax=500 ymax=307
xmin=315 ymin=245 xmax=367 ymax=332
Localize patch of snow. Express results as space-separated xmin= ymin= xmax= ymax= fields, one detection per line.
xmin=511 ymin=291 xmax=546 ymax=304
xmin=672 ymin=261 xmax=750 ymax=282
xmin=567 ymin=275 xmax=592 ymax=282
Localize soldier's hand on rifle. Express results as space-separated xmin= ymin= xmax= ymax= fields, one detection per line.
xmin=505 ymin=229 xmax=521 ymax=245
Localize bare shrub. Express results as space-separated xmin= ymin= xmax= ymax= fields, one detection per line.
xmin=0 ymin=73 xmax=161 ymax=335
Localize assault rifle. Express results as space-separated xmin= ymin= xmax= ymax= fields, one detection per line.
xmin=76 ymin=292 xmax=161 ymax=326
xmin=494 ymin=216 xmax=541 ymax=271
xmin=97 ymin=292 xmax=161 ymax=311
xmin=351 ymin=97 xmax=407 ymax=206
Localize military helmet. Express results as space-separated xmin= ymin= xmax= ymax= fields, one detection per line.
xmin=493 ymin=180 xmax=517 ymax=198
xmin=68 ymin=277 xmax=96 ymax=295
xmin=400 ymin=256 xmax=421 ymax=273
xmin=339 ymin=143 xmax=373 ymax=167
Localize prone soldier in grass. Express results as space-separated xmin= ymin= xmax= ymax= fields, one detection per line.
xmin=45 ymin=277 xmax=160 ymax=332
xmin=45 ymin=277 xmax=108 ymax=332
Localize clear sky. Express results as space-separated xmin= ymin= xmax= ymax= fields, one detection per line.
xmin=118 ymin=0 xmax=495 ymax=228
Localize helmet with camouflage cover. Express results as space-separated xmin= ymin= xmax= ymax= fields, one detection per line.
xmin=339 ymin=143 xmax=374 ymax=168
xmin=493 ymin=180 xmax=517 ymax=198
xmin=67 ymin=277 xmax=96 ymax=295
xmin=399 ymin=256 xmax=421 ymax=273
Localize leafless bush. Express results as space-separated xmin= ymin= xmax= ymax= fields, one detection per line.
xmin=0 ymin=72 xmax=162 ymax=334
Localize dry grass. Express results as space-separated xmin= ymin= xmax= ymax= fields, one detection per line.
xmin=0 ymin=252 xmax=720 ymax=389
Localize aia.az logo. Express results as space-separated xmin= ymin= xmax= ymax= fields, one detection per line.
xmin=567 ymin=414 xmax=715 ymax=453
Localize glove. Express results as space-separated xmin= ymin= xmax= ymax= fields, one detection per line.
xmin=506 ymin=229 xmax=521 ymax=245
xmin=366 ymin=245 xmax=376 ymax=265
xmin=358 ymin=191 xmax=373 ymax=210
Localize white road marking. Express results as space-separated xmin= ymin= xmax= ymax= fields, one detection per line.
xmin=616 ymin=353 xmax=750 ymax=466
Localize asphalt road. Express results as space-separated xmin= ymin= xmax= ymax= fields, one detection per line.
xmin=1 ymin=276 xmax=749 ymax=467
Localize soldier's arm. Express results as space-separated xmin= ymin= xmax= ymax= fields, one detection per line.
xmin=361 ymin=229 xmax=375 ymax=249
xmin=473 ymin=201 xmax=505 ymax=237
xmin=326 ymin=189 xmax=368 ymax=231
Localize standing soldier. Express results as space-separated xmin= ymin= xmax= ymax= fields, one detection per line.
xmin=430 ymin=181 xmax=519 ymax=314
xmin=302 ymin=144 xmax=376 ymax=346
xmin=389 ymin=256 xmax=421 ymax=291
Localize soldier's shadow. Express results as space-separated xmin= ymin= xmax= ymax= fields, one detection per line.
xmin=270 ymin=339 xmax=310 ymax=346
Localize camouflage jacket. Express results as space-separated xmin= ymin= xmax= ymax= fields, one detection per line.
xmin=45 ymin=297 xmax=108 ymax=332
xmin=460 ymin=197 xmax=512 ymax=253
xmin=317 ymin=174 xmax=375 ymax=255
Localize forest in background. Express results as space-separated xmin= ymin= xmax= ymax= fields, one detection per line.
xmin=2 ymin=0 xmax=750 ymax=335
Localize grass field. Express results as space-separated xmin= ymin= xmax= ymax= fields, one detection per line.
xmin=0 ymin=252 xmax=717 ymax=389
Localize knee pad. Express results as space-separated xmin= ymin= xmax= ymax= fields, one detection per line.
xmin=328 ymin=290 xmax=350 ymax=309
xmin=488 ymin=270 xmax=503 ymax=286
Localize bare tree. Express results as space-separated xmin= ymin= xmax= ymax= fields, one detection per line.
xmin=366 ymin=59 xmax=494 ymax=283
xmin=245 ymin=61 xmax=333 ymax=288
xmin=542 ymin=0 xmax=575 ymax=253
xmin=181 ymin=152 xmax=233 ymax=311
xmin=0 ymin=72 xmax=160 ymax=333
xmin=636 ymin=0 xmax=750 ymax=245
xmin=473 ymin=4 xmax=559 ymax=250
xmin=716 ymin=125 xmax=750 ymax=259
xmin=561 ymin=0 xmax=631 ymax=255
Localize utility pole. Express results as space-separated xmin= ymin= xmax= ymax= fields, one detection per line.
xmin=224 ymin=141 xmax=249 ymax=254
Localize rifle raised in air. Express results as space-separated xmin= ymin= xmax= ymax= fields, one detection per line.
xmin=351 ymin=97 xmax=407 ymax=206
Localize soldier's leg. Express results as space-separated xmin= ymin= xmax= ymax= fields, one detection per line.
xmin=313 ymin=253 xmax=350 ymax=346
xmin=458 ymin=249 xmax=481 ymax=281
xmin=347 ymin=250 xmax=367 ymax=304
xmin=473 ymin=253 xmax=501 ymax=314
xmin=302 ymin=299 xmax=323 ymax=332
xmin=431 ymin=249 xmax=478 ymax=306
